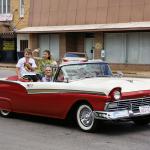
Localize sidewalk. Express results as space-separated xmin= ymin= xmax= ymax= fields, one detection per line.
xmin=0 ymin=63 xmax=16 ymax=69
xmin=0 ymin=63 xmax=150 ymax=78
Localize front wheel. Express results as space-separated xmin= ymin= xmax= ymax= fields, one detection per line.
xmin=0 ymin=110 xmax=11 ymax=117
xmin=76 ymin=104 xmax=97 ymax=132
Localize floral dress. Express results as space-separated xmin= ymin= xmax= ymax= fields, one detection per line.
xmin=36 ymin=59 xmax=57 ymax=75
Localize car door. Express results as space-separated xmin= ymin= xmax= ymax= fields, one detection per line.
xmin=12 ymin=82 xmax=68 ymax=118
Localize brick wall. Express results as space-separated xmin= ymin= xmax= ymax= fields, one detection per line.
xmin=110 ymin=64 xmax=150 ymax=72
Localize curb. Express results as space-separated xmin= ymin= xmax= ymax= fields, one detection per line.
xmin=0 ymin=63 xmax=16 ymax=69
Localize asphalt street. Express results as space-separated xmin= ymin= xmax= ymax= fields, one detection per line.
xmin=0 ymin=69 xmax=150 ymax=150
xmin=0 ymin=115 xmax=150 ymax=150
xmin=0 ymin=68 xmax=16 ymax=78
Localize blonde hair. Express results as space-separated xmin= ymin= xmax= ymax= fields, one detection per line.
xmin=24 ymin=48 xmax=32 ymax=55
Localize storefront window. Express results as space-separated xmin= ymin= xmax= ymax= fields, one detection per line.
xmin=104 ymin=32 xmax=150 ymax=64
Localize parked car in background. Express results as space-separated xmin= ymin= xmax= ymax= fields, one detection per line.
xmin=61 ymin=52 xmax=88 ymax=64
xmin=0 ymin=60 xmax=150 ymax=132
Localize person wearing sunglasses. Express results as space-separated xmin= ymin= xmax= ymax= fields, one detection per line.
xmin=41 ymin=65 xmax=53 ymax=82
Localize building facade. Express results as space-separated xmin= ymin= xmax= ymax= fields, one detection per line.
xmin=0 ymin=0 xmax=30 ymax=62
xmin=17 ymin=0 xmax=150 ymax=72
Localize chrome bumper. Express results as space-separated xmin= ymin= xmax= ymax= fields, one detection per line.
xmin=93 ymin=110 xmax=150 ymax=120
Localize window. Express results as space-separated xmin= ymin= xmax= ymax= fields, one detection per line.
xmin=20 ymin=0 xmax=24 ymax=17
xmin=104 ymin=32 xmax=150 ymax=64
xmin=0 ymin=0 xmax=10 ymax=14
xmin=20 ymin=40 xmax=28 ymax=51
xmin=7 ymin=0 xmax=10 ymax=13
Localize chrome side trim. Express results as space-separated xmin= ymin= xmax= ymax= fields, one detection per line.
xmin=27 ymin=89 xmax=106 ymax=96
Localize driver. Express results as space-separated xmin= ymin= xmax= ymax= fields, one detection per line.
xmin=41 ymin=65 xmax=53 ymax=82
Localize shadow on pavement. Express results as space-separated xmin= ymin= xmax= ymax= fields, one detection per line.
xmin=9 ymin=113 xmax=150 ymax=135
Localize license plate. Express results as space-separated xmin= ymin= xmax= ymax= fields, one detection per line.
xmin=139 ymin=106 xmax=150 ymax=114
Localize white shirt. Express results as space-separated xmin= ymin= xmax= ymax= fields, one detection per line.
xmin=41 ymin=76 xmax=52 ymax=82
xmin=16 ymin=57 xmax=37 ymax=77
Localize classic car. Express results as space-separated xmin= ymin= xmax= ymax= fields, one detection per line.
xmin=61 ymin=52 xmax=88 ymax=64
xmin=0 ymin=60 xmax=150 ymax=132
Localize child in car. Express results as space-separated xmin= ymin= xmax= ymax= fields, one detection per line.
xmin=16 ymin=48 xmax=38 ymax=82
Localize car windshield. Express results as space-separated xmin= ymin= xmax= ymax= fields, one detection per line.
xmin=65 ymin=53 xmax=86 ymax=58
xmin=61 ymin=63 xmax=112 ymax=81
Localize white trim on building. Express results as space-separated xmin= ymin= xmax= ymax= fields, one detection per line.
xmin=17 ymin=22 xmax=150 ymax=33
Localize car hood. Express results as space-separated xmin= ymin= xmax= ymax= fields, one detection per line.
xmin=69 ymin=77 xmax=150 ymax=95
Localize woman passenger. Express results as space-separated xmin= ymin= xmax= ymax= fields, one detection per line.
xmin=33 ymin=49 xmax=57 ymax=79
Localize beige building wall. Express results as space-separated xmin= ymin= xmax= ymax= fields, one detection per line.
xmin=12 ymin=0 xmax=38 ymax=50
xmin=11 ymin=0 xmax=30 ymax=30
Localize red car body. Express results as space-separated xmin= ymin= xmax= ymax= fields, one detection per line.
xmin=0 ymin=80 xmax=107 ymax=119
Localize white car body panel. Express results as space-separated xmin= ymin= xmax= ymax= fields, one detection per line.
xmin=15 ymin=77 xmax=150 ymax=95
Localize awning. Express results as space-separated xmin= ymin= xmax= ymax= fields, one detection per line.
xmin=17 ymin=21 xmax=150 ymax=33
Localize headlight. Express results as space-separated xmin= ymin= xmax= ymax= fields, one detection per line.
xmin=113 ymin=91 xmax=121 ymax=100
xmin=108 ymin=88 xmax=122 ymax=102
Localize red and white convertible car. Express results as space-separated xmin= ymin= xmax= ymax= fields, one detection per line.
xmin=0 ymin=60 xmax=150 ymax=132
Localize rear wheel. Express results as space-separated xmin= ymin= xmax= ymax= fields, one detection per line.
xmin=76 ymin=104 xmax=97 ymax=132
xmin=132 ymin=116 xmax=150 ymax=125
xmin=0 ymin=110 xmax=11 ymax=117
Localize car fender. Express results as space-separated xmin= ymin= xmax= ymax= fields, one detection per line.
xmin=0 ymin=97 xmax=12 ymax=111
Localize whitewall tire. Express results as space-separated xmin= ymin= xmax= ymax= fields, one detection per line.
xmin=0 ymin=110 xmax=11 ymax=117
xmin=76 ymin=104 xmax=97 ymax=132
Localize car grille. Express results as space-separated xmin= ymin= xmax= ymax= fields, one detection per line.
xmin=106 ymin=97 xmax=150 ymax=113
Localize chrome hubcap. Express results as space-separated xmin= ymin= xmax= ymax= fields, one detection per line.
xmin=80 ymin=108 xmax=93 ymax=127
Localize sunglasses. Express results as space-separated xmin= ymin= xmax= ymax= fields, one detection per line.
xmin=45 ymin=70 xmax=52 ymax=71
